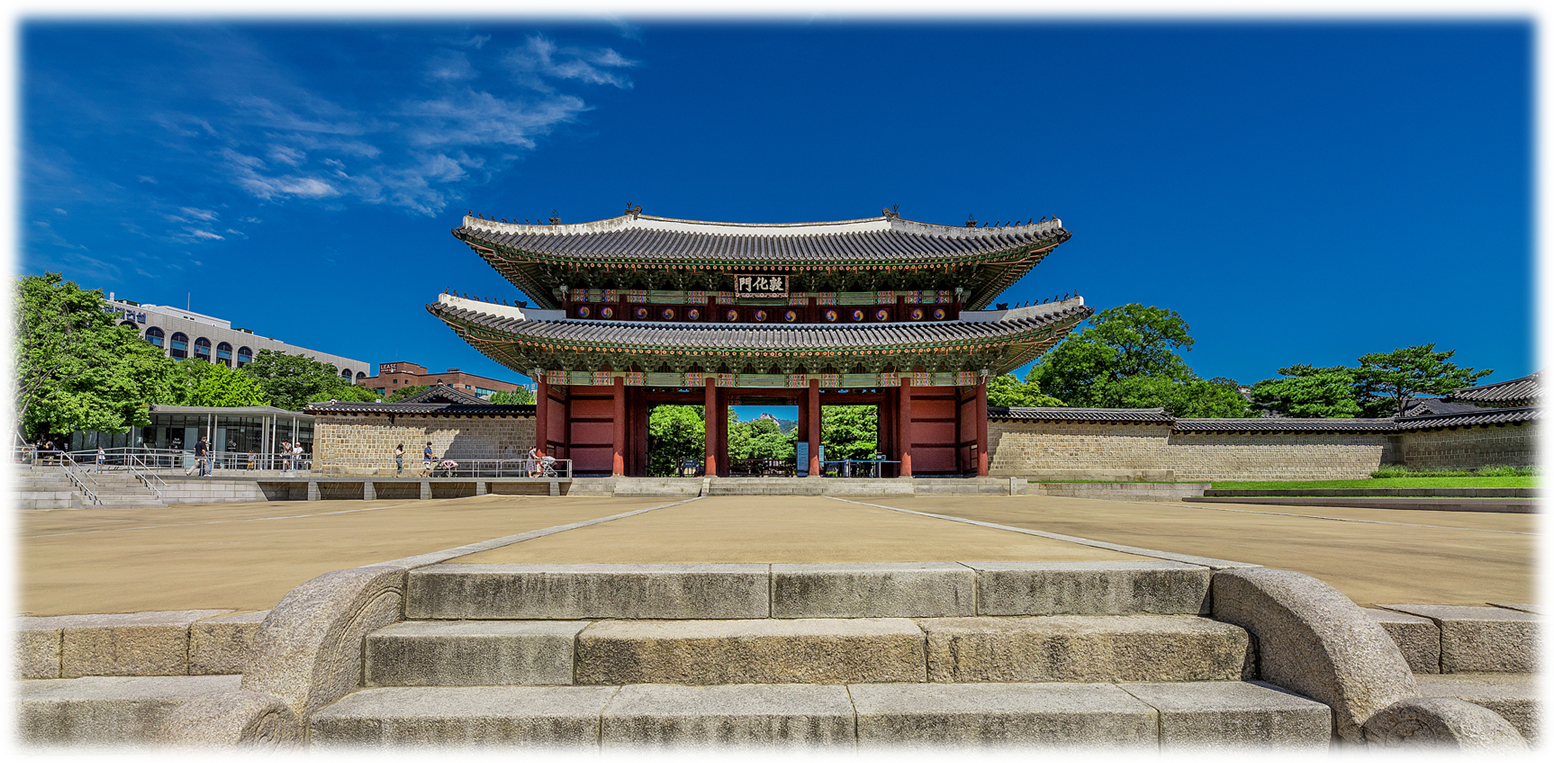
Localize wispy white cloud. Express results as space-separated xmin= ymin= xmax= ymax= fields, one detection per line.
xmin=138 ymin=175 xmax=157 ymax=184
xmin=504 ymin=35 xmax=639 ymax=92
xmin=426 ymin=50 xmax=477 ymax=82
xmin=179 ymin=207 xmax=219 ymax=221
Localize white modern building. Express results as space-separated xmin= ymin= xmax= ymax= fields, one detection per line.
xmin=103 ymin=294 xmax=370 ymax=382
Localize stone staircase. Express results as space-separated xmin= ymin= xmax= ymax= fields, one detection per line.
xmin=11 ymin=467 xmax=165 ymax=509
xmin=307 ymin=562 xmax=1334 ymax=749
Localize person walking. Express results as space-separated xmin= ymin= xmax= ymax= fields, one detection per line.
xmin=294 ymin=442 xmax=306 ymax=471
xmin=395 ymin=443 xmax=405 ymax=477
xmin=280 ymin=441 xmax=291 ymax=472
xmin=422 ymin=441 xmax=435 ymax=477
xmin=95 ymin=446 xmax=106 ymax=473
xmin=194 ymin=435 xmax=210 ymax=477
xmin=247 ymin=450 xmax=257 ymax=470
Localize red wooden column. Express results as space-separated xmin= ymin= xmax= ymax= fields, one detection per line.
xmin=898 ymin=375 xmax=913 ymax=477
xmin=534 ymin=377 xmax=549 ymax=454
xmin=976 ymin=379 xmax=990 ymax=477
xmin=704 ymin=379 xmax=719 ymax=477
xmin=807 ymin=379 xmax=822 ymax=477
xmin=611 ymin=376 xmax=625 ymax=476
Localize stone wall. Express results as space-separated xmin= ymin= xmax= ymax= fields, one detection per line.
xmin=1397 ymin=424 xmax=1538 ymax=470
xmin=988 ymin=421 xmax=1396 ymax=481
xmin=313 ymin=414 xmax=536 ymax=476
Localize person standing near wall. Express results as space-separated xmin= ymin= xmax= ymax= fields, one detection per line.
xmin=95 ymin=446 xmax=106 ymax=473
xmin=395 ymin=443 xmax=405 ymax=477
xmin=422 ymin=441 xmax=435 ymax=477
xmin=280 ymin=440 xmax=291 ymax=472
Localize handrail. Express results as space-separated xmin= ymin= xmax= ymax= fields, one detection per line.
xmin=312 ymin=457 xmax=574 ymax=479
xmin=56 ymin=453 xmax=103 ymax=506
xmin=123 ymin=453 xmax=167 ymax=501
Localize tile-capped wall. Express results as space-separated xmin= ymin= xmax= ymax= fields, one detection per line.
xmin=313 ymin=414 xmax=536 ymax=476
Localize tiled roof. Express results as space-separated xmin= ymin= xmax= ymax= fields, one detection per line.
xmin=429 ymin=298 xmax=1092 ymax=352
xmin=397 ymin=384 xmax=491 ymax=405
xmin=1447 ymin=371 xmax=1541 ymax=407
xmin=1173 ymin=418 xmax=1397 ymax=433
xmin=455 ymin=213 xmax=1070 ymax=265
xmin=988 ymin=406 xmax=1539 ymax=431
xmin=1400 ymin=398 xmax=1485 ymax=418
xmin=305 ymin=401 xmax=534 ymax=417
xmin=988 ymin=407 xmax=1174 ymax=423
xmin=1394 ymin=406 xmax=1540 ymax=430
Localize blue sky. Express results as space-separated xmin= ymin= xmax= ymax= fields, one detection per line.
xmin=18 ymin=20 xmax=1534 ymax=396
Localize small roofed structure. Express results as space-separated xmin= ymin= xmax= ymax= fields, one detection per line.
xmin=1446 ymin=370 xmax=1541 ymax=408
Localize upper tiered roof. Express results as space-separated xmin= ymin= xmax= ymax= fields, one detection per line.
xmin=1446 ymin=370 xmax=1541 ymax=408
xmin=453 ymin=210 xmax=1072 ymax=310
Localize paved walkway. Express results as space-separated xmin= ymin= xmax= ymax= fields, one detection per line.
xmin=16 ymin=495 xmax=669 ymax=616
xmin=861 ymin=495 xmax=1538 ymax=607
xmin=450 ymin=496 xmax=1147 ymax=564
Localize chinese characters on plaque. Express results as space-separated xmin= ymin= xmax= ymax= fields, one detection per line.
xmin=734 ymin=274 xmax=788 ymax=297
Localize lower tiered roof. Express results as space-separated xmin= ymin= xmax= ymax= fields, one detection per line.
xmin=427 ymin=293 xmax=1093 ymax=379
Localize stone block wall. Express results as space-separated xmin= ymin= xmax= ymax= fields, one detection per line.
xmin=313 ymin=414 xmax=536 ymax=475
xmin=988 ymin=421 xmax=1395 ymax=481
xmin=1397 ymin=424 xmax=1537 ymax=470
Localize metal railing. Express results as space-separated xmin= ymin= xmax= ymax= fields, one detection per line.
xmin=311 ymin=457 xmax=574 ymax=479
xmin=57 ymin=452 xmax=104 ymax=506
xmin=55 ymin=447 xmax=313 ymax=475
xmin=120 ymin=452 xmax=168 ymax=501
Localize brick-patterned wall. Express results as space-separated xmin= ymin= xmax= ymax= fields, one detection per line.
xmin=988 ymin=420 xmax=1395 ymax=481
xmin=1398 ymin=424 xmax=1537 ymax=469
xmin=314 ymin=414 xmax=536 ymax=475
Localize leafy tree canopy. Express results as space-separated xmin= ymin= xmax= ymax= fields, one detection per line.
xmin=821 ymin=405 xmax=879 ymax=460
xmin=177 ymin=360 xmax=272 ymax=407
xmin=1027 ymin=304 xmax=1251 ymax=416
xmin=306 ymin=384 xmax=380 ymax=404
xmin=489 ymin=387 xmax=535 ymax=405
xmin=13 ymin=273 xmax=176 ymax=440
xmin=1249 ymin=365 xmax=1364 ymax=418
xmin=1355 ymin=344 xmax=1491 ymax=417
xmin=382 ymin=384 xmax=431 ymax=403
xmin=240 ymin=349 xmax=358 ymax=411
xmin=647 ymin=405 xmax=704 ymax=476
xmin=987 ymin=373 xmax=1065 ymax=407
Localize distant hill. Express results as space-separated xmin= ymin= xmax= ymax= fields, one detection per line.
xmin=756 ymin=411 xmax=799 ymax=435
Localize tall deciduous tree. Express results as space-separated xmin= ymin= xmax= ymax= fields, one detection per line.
xmin=647 ymin=405 xmax=704 ymax=476
xmin=241 ymin=349 xmax=358 ymax=410
xmin=489 ymin=388 xmax=536 ymax=404
xmin=1250 ymin=365 xmax=1364 ymax=418
xmin=382 ymin=384 xmax=431 ymax=403
xmin=1355 ymin=345 xmax=1491 ymax=417
xmin=987 ymin=373 xmax=1065 ymax=407
xmin=821 ymin=405 xmax=879 ymax=460
xmin=178 ymin=360 xmax=272 ymax=407
xmin=1027 ymin=304 xmax=1253 ymax=417
xmin=12 ymin=273 xmax=176 ymax=440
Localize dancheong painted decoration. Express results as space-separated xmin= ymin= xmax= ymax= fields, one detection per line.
xmin=427 ymin=205 xmax=1091 ymax=478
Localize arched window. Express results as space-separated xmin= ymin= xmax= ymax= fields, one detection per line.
xmin=356 ymin=371 xmax=366 ymax=380
xmin=216 ymin=342 xmax=233 ymax=367
xmin=120 ymin=320 xmax=139 ymax=330
xmin=144 ymin=326 xmax=165 ymax=348
xmin=236 ymin=347 xmax=253 ymax=367
xmin=170 ymin=332 xmax=188 ymax=359
xmin=340 ymin=368 xmax=353 ymax=380
xmin=193 ymin=337 xmax=212 ymax=361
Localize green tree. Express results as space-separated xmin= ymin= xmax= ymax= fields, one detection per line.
xmin=1355 ymin=345 xmax=1491 ymax=417
xmin=1250 ymin=365 xmax=1364 ymax=418
xmin=821 ymin=405 xmax=879 ymax=460
xmin=12 ymin=273 xmax=176 ymax=440
xmin=383 ymin=384 xmax=431 ymax=403
xmin=987 ymin=373 xmax=1066 ymax=407
xmin=240 ymin=349 xmax=358 ymax=411
xmin=647 ymin=405 xmax=705 ymax=476
xmin=489 ymin=388 xmax=536 ymax=404
xmin=179 ymin=361 xmax=272 ymax=407
xmin=306 ymin=384 xmax=380 ymax=404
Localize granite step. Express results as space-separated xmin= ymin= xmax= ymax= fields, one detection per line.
xmin=405 ymin=561 xmax=1212 ymax=620
xmin=1414 ymin=673 xmax=1540 ymax=744
xmin=308 ymin=681 xmax=1332 ymax=749
xmin=16 ymin=674 xmax=242 ymax=746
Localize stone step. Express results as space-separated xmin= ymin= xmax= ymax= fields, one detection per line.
xmin=366 ymin=620 xmax=590 ymax=687
xmin=16 ymin=674 xmax=242 ymax=745
xmin=309 ymin=681 xmax=1332 ymax=749
xmin=1415 ymin=673 xmax=1540 ymax=744
xmin=406 ymin=561 xmax=1211 ymax=621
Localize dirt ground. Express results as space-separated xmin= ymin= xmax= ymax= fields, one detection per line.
xmin=861 ymin=495 xmax=1540 ymax=607
xmin=450 ymin=496 xmax=1148 ymax=564
xmin=15 ymin=495 xmax=670 ymax=616
xmin=14 ymin=492 xmax=1539 ymax=616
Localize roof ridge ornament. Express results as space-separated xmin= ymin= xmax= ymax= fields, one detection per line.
xmin=625 ymin=200 xmax=643 ymax=219
xmin=965 ymin=213 xmax=977 ymax=228
xmin=882 ymin=204 xmax=900 ymax=220
xmin=549 ymin=210 xmax=560 ymax=226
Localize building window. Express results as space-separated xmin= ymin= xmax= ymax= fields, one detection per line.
xmin=194 ymin=337 xmax=212 ymax=361
xmin=236 ymin=346 xmax=252 ymax=367
xmin=145 ymin=326 xmax=165 ymax=348
xmin=341 ymin=369 xmax=353 ymax=380
xmin=170 ymin=332 xmax=188 ymax=359
xmin=120 ymin=320 xmax=139 ymax=330
xmin=356 ymin=371 xmax=366 ymax=380
xmin=216 ymin=342 xmax=233 ymax=367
